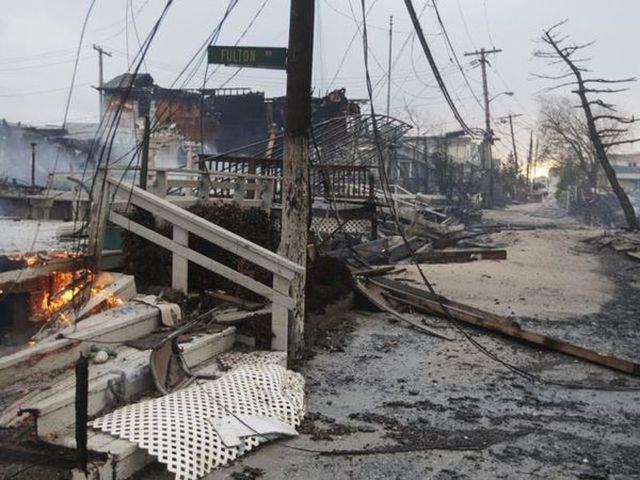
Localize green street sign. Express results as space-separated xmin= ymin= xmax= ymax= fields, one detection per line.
xmin=208 ymin=46 xmax=287 ymax=70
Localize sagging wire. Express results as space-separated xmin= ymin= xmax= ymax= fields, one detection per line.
xmin=359 ymin=0 xmax=640 ymax=392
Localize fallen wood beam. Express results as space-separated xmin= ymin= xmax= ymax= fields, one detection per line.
xmin=414 ymin=248 xmax=507 ymax=264
xmin=205 ymin=290 xmax=266 ymax=311
xmin=351 ymin=265 xmax=396 ymax=277
xmin=377 ymin=279 xmax=640 ymax=376
xmin=353 ymin=278 xmax=452 ymax=341
xmin=0 ymin=256 xmax=85 ymax=288
xmin=388 ymin=237 xmax=429 ymax=263
xmin=627 ymin=251 xmax=640 ymax=262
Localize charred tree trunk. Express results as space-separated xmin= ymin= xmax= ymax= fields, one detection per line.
xmin=573 ymin=83 xmax=638 ymax=229
xmin=541 ymin=27 xmax=639 ymax=230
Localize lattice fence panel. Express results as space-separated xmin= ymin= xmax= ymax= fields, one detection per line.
xmin=90 ymin=364 xmax=305 ymax=480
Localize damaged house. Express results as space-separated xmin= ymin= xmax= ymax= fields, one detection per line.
xmin=390 ymin=131 xmax=481 ymax=196
xmin=100 ymin=74 xmax=361 ymax=166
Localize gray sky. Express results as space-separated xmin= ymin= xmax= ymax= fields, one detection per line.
xmin=2 ymin=0 xmax=639 ymax=159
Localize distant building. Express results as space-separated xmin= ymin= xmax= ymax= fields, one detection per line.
xmin=603 ymin=153 xmax=640 ymax=193
xmin=391 ymin=132 xmax=480 ymax=193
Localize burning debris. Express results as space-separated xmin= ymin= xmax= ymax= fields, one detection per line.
xmin=0 ymin=250 xmax=129 ymax=348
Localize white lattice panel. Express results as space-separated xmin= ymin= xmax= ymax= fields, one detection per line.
xmin=90 ymin=364 xmax=305 ymax=480
xmin=218 ymin=351 xmax=286 ymax=370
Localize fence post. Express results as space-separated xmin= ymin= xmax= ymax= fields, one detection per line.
xmin=260 ymin=179 xmax=275 ymax=212
xmin=233 ymin=176 xmax=246 ymax=206
xmin=153 ymin=170 xmax=167 ymax=199
xmin=172 ymin=225 xmax=188 ymax=293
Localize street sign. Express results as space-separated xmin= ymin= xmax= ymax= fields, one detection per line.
xmin=208 ymin=46 xmax=287 ymax=70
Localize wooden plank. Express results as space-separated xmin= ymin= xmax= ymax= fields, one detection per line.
xmin=388 ymin=237 xmax=430 ymax=262
xmin=216 ymin=306 xmax=271 ymax=325
xmin=109 ymin=211 xmax=295 ymax=309
xmin=627 ymin=251 xmax=640 ymax=261
xmin=205 ymin=290 xmax=265 ymax=311
xmin=415 ymin=248 xmax=507 ymax=264
xmin=351 ymin=265 xmax=396 ymax=277
xmin=354 ymin=278 xmax=452 ymax=341
xmin=0 ymin=256 xmax=84 ymax=288
xmin=107 ymin=177 xmax=303 ymax=280
xmin=380 ymin=283 xmax=640 ymax=377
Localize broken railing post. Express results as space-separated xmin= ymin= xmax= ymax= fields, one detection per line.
xmin=75 ymin=353 xmax=89 ymax=473
xmin=152 ymin=170 xmax=168 ymax=199
xmin=271 ymin=274 xmax=290 ymax=352
xmin=198 ymin=158 xmax=212 ymax=201
xmin=368 ymin=173 xmax=378 ymax=240
xmin=86 ymin=168 xmax=110 ymax=269
xmin=172 ymin=225 xmax=189 ymax=293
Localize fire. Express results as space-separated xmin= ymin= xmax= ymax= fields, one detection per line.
xmin=2 ymin=250 xmax=125 ymax=345
xmin=30 ymin=270 xmax=93 ymax=321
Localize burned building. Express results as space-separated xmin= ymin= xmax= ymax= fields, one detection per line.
xmin=100 ymin=74 xmax=362 ymax=164
xmin=99 ymin=74 xmax=268 ymax=160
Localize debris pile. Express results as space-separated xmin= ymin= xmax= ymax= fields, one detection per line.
xmin=586 ymin=231 xmax=640 ymax=264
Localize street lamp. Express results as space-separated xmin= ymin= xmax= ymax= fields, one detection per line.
xmin=488 ymin=91 xmax=514 ymax=104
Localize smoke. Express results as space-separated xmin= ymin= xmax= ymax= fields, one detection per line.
xmin=0 ymin=124 xmax=79 ymax=187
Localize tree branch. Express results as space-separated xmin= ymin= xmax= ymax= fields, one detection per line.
xmin=593 ymin=115 xmax=637 ymax=124
xmin=603 ymin=138 xmax=640 ymax=148
xmin=575 ymin=87 xmax=629 ymax=94
xmin=583 ymin=77 xmax=636 ymax=84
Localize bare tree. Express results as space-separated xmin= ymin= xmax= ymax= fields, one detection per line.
xmin=534 ymin=20 xmax=639 ymax=230
xmin=538 ymin=96 xmax=600 ymax=196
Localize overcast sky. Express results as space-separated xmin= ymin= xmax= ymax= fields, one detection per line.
xmin=2 ymin=0 xmax=639 ymax=159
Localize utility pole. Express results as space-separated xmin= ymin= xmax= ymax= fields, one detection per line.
xmin=278 ymin=0 xmax=315 ymax=360
xmin=93 ymin=44 xmax=112 ymax=121
xmin=386 ymin=16 xmax=393 ymax=117
xmin=140 ymin=116 xmax=150 ymax=190
xmin=464 ymin=47 xmax=501 ymax=207
xmin=506 ymin=113 xmax=523 ymax=175
xmin=526 ymin=129 xmax=533 ymax=188
xmin=30 ymin=143 xmax=37 ymax=187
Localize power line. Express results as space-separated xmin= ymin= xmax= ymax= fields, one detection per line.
xmin=403 ymin=0 xmax=473 ymax=135
xmin=432 ymin=0 xmax=483 ymax=111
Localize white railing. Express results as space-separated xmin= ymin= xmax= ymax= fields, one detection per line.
xmin=87 ymin=170 xmax=303 ymax=353
xmin=48 ymin=168 xmax=279 ymax=210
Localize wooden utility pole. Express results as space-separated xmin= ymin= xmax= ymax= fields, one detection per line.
xmin=93 ymin=44 xmax=112 ymax=121
xmin=526 ymin=129 xmax=533 ymax=188
xmin=506 ymin=113 xmax=523 ymax=175
xmin=278 ymin=0 xmax=315 ymax=360
xmin=464 ymin=48 xmax=501 ymax=207
xmin=386 ymin=16 xmax=393 ymax=117
xmin=140 ymin=115 xmax=150 ymax=190
xmin=30 ymin=142 xmax=37 ymax=187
